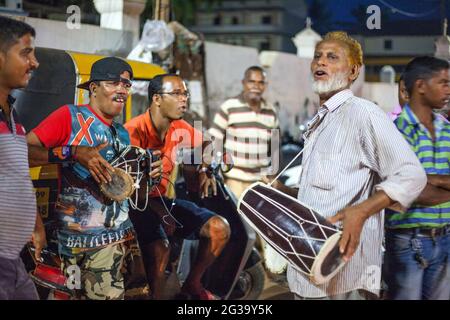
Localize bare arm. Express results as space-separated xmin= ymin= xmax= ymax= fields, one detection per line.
xmin=414 ymin=183 xmax=450 ymax=206
xmin=32 ymin=213 xmax=47 ymax=261
xmin=26 ymin=131 xmax=114 ymax=184
xmin=27 ymin=132 xmax=49 ymax=167
xmin=426 ymin=174 xmax=450 ymax=191
xmin=328 ymin=190 xmax=394 ymax=261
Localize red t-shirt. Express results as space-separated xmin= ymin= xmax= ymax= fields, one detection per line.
xmin=32 ymin=104 xmax=111 ymax=148
xmin=32 ymin=105 xmax=72 ymax=147
xmin=124 ymin=111 xmax=203 ymax=196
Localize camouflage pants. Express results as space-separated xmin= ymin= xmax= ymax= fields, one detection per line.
xmin=61 ymin=242 xmax=130 ymax=300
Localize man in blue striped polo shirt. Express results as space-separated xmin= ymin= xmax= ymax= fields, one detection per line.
xmin=386 ymin=56 xmax=450 ymax=300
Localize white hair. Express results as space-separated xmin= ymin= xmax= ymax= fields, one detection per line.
xmin=311 ymin=71 xmax=350 ymax=95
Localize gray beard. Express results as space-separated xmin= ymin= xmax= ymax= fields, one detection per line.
xmin=311 ymin=72 xmax=350 ymax=95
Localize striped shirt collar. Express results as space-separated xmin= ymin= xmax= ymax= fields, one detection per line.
xmin=322 ymin=89 xmax=353 ymax=112
xmin=401 ymin=104 xmax=447 ymax=131
xmin=236 ymin=93 xmax=271 ymax=110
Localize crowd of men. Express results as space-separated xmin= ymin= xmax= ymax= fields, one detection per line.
xmin=0 ymin=15 xmax=449 ymax=300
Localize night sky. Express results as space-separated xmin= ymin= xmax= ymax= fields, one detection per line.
xmin=322 ymin=0 xmax=446 ymax=22
xmin=304 ymin=0 xmax=448 ymax=35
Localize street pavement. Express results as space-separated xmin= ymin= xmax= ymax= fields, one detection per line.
xmin=259 ymin=272 xmax=294 ymax=300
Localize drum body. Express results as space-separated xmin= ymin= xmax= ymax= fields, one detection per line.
xmin=238 ymin=182 xmax=346 ymax=285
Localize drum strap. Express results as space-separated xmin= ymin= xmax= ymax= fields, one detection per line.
xmin=269 ymin=146 xmax=305 ymax=187
xmin=269 ymin=105 xmax=339 ymax=186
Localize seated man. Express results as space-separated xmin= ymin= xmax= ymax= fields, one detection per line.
xmin=124 ymin=74 xmax=231 ymax=300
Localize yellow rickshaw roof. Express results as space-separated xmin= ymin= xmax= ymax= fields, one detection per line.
xmin=68 ymin=51 xmax=165 ymax=80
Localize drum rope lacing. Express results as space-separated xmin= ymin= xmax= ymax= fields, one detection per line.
xmin=110 ymin=147 xmax=150 ymax=211
xmin=240 ymin=186 xmax=339 ymax=275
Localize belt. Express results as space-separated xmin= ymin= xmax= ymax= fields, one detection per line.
xmin=390 ymin=225 xmax=450 ymax=238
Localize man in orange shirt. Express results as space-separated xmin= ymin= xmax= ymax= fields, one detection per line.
xmin=124 ymin=74 xmax=230 ymax=300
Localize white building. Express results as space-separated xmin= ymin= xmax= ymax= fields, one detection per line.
xmin=291 ymin=17 xmax=322 ymax=59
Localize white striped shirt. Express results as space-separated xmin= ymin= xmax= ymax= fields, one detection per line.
xmin=209 ymin=96 xmax=279 ymax=182
xmin=287 ymin=89 xmax=427 ymax=298
xmin=0 ymin=97 xmax=37 ymax=260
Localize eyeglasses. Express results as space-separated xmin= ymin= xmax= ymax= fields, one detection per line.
xmin=158 ymin=91 xmax=191 ymax=99
xmin=102 ymin=80 xmax=132 ymax=92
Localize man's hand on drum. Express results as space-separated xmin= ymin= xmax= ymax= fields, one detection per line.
xmin=327 ymin=206 xmax=366 ymax=262
xmin=73 ymin=142 xmax=115 ymax=184
xmin=199 ymin=169 xmax=217 ymax=198
xmin=149 ymin=150 xmax=163 ymax=180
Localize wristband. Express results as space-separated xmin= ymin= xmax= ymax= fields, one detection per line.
xmin=48 ymin=146 xmax=73 ymax=163
xmin=71 ymin=145 xmax=78 ymax=160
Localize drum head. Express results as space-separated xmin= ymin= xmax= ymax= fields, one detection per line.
xmin=100 ymin=168 xmax=135 ymax=202
xmin=309 ymin=232 xmax=346 ymax=285
xmin=263 ymin=239 xmax=288 ymax=275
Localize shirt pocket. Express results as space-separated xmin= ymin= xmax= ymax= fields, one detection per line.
xmin=308 ymin=151 xmax=340 ymax=190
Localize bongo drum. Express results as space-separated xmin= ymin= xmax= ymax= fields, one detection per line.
xmin=238 ymin=182 xmax=346 ymax=285
xmin=100 ymin=167 xmax=135 ymax=202
xmin=100 ymin=145 xmax=158 ymax=211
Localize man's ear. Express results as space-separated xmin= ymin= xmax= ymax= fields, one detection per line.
xmin=349 ymin=64 xmax=360 ymax=82
xmin=89 ymin=82 xmax=97 ymax=96
xmin=416 ymin=79 xmax=426 ymax=95
xmin=152 ymin=94 xmax=161 ymax=106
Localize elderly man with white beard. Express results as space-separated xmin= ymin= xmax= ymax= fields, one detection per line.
xmin=270 ymin=31 xmax=427 ymax=300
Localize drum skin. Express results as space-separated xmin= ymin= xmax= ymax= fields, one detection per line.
xmin=100 ymin=168 xmax=135 ymax=202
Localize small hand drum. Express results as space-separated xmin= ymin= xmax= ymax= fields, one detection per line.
xmin=100 ymin=145 xmax=158 ymax=211
xmin=100 ymin=167 xmax=135 ymax=202
xmin=238 ymin=182 xmax=346 ymax=285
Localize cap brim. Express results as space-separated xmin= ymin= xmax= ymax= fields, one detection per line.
xmin=77 ymin=81 xmax=92 ymax=90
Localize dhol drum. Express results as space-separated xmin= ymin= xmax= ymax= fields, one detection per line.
xmin=238 ymin=182 xmax=346 ymax=285
xmin=100 ymin=145 xmax=160 ymax=211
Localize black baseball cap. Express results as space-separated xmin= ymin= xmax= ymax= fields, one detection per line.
xmin=77 ymin=57 xmax=134 ymax=90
